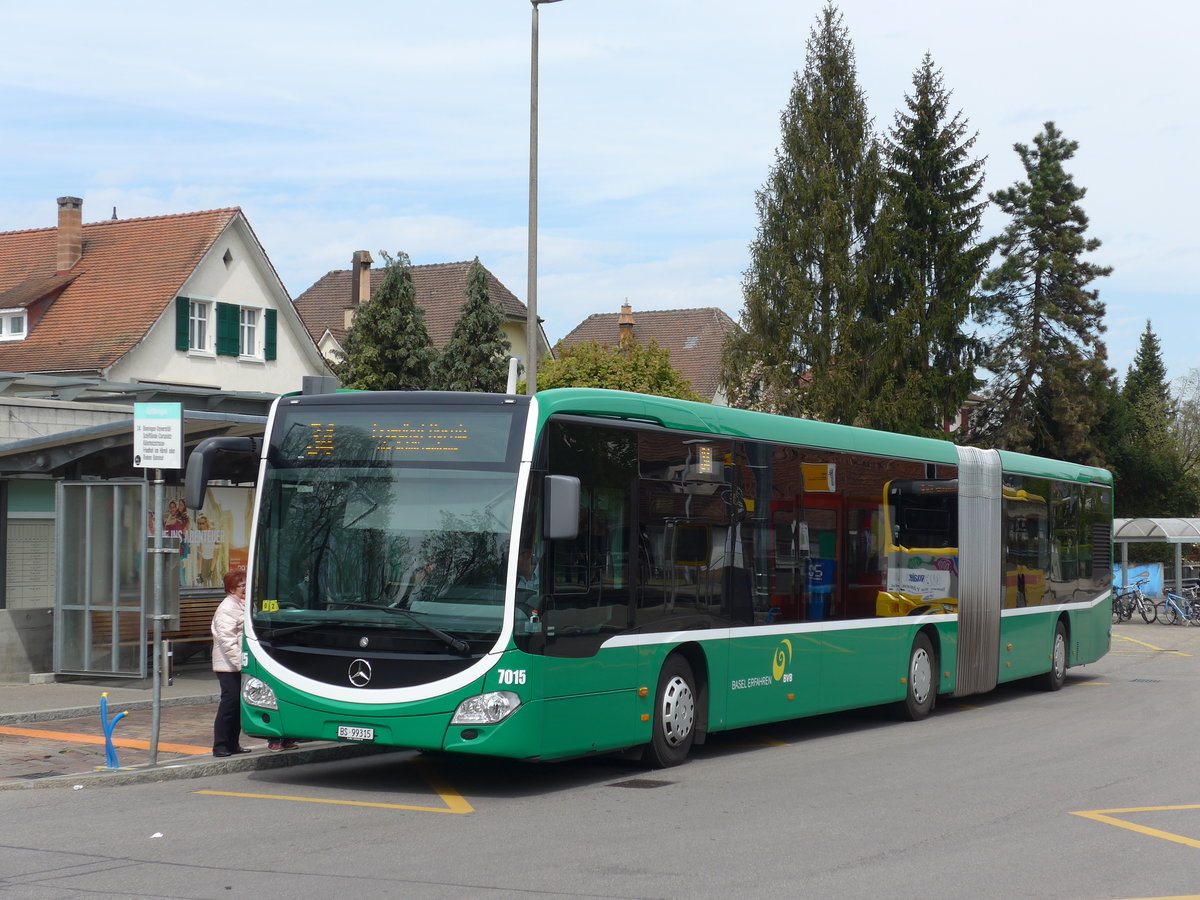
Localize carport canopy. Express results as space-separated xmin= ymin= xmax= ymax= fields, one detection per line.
xmin=1113 ymin=518 xmax=1200 ymax=593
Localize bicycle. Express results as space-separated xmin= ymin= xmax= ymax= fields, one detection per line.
xmin=1113 ymin=579 xmax=1155 ymax=624
xmin=1111 ymin=586 xmax=1130 ymax=623
xmin=1157 ymin=586 xmax=1200 ymax=626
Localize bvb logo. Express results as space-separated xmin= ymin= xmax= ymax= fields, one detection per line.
xmin=772 ymin=639 xmax=793 ymax=682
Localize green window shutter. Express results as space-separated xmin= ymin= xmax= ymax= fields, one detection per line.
xmin=175 ymin=297 xmax=190 ymax=351
xmin=264 ymin=309 xmax=277 ymax=361
xmin=216 ymin=302 xmax=239 ymax=356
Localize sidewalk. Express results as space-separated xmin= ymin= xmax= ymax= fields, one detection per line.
xmin=0 ymin=666 xmax=379 ymax=790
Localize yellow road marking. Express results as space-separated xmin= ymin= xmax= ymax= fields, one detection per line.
xmin=0 ymin=725 xmax=209 ymax=755
xmin=1113 ymin=634 xmax=1190 ymax=656
xmin=194 ymin=759 xmax=474 ymax=814
xmin=1070 ymin=805 xmax=1200 ymax=850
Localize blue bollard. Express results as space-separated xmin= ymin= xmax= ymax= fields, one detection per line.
xmin=99 ymin=693 xmax=128 ymax=770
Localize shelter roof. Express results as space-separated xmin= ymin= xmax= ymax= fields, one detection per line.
xmin=1113 ymin=518 xmax=1200 ymax=543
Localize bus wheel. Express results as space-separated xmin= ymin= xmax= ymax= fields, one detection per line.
xmin=895 ymin=633 xmax=936 ymax=721
xmin=642 ymin=655 xmax=697 ymax=768
xmin=1040 ymin=621 xmax=1067 ymax=692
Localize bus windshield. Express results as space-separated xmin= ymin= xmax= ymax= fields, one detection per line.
xmin=249 ymin=400 xmax=526 ymax=649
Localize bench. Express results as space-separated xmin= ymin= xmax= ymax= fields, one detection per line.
xmin=86 ymin=593 xmax=223 ymax=667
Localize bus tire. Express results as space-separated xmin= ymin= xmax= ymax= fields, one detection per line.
xmin=642 ymin=655 xmax=697 ymax=768
xmin=895 ymin=632 xmax=936 ymax=721
xmin=1040 ymin=621 xmax=1067 ymax=691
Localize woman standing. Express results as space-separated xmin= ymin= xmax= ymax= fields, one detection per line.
xmin=211 ymin=569 xmax=252 ymax=757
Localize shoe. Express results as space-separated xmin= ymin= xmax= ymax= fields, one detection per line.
xmin=213 ymin=747 xmax=253 ymax=757
xmin=268 ymin=739 xmax=299 ymax=752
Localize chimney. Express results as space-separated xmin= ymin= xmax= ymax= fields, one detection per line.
xmin=618 ymin=301 xmax=636 ymax=347
xmin=56 ymin=196 xmax=83 ymax=272
xmin=350 ymin=250 xmax=374 ymax=306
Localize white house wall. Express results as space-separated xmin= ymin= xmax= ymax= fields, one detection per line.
xmin=108 ymin=218 xmax=329 ymax=395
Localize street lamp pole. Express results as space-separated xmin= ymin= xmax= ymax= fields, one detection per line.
xmin=527 ymin=0 xmax=563 ymax=395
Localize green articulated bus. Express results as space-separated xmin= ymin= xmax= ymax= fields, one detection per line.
xmin=185 ymin=387 xmax=1113 ymax=767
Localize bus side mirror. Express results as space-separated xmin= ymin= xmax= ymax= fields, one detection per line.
xmin=544 ymin=475 xmax=580 ymax=541
xmin=184 ymin=436 xmax=260 ymax=510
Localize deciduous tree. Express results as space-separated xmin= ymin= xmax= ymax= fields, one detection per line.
xmin=536 ymin=340 xmax=701 ymax=402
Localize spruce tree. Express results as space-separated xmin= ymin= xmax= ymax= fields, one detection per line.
xmin=873 ymin=53 xmax=991 ymax=434
xmin=432 ymin=258 xmax=512 ymax=393
xmin=1109 ymin=322 xmax=1198 ymax=519
xmin=335 ymin=251 xmax=436 ymax=391
xmin=721 ymin=3 xmax=881 ymax=423
xmin=973 ymin=122 xmax=1112 ymax=463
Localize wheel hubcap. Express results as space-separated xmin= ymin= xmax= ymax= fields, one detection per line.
xmin=660 ymin=675 xmax=695 ymax=747
xmin=1053 ymin=634 xmax=1066 ymax=677
xmin=911 ymin=648 xmax=932 ymax=704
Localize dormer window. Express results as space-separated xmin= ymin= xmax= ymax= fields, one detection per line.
xmin=0 ymin=309 xmax=28 ymax=341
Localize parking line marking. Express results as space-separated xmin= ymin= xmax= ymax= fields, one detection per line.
xmin=194 ymin=759 xmax=474 ymax=814
xmin=1113 ymin=634 xmax=1190 ymax=656
xmin=1070 ymin=805 xmax=1200 ymax=850
xmin=0 ymin=725 xmax=209 ymax=755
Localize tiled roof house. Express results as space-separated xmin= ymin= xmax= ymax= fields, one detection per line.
xmin=559 ymin=303 xmax=740 ymax=404
xmin=0 ymin=197 xmax=329 ymax=392
xmin=294 ymin=251 xmax=548 ymax=369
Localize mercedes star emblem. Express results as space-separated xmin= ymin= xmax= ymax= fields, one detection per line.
xmin=348 ymin=658 xmax=373 ymax=687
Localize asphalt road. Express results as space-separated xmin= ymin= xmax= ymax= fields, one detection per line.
xmin=2 ymin=620 xmax=1198 ymax=900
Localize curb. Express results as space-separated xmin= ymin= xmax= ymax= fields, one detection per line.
xmin=0 ymin=742 xmax=394 ymax=791
xmin=0 ymin=693 xmax=221 ymax=727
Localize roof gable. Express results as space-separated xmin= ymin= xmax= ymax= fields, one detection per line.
xmin=0 ymin=208 xmax=239 ymax=373
xmin=560 ymin=307 xmax=739 ymax=400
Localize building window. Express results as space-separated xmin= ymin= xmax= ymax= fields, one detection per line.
xmin=189 ymin=301 xmax=210 ymax=351
xmin=176 ymin=295 xmax=276 ymax=360
xmin=0 ymin=309 xmax=27 ymax=341
xmin=240 ymin=307 xmax=259 ymax=357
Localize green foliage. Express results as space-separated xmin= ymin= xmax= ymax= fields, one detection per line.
xmin=1108 ymin=322 xmax=1198 ymax=522
xmin=973 ymin=122 xmax=1113 ymax=464
xmin=431 ymin=258 xmax=512 ymax=393
xmin=335 ymin=251 xmax=436 ymax=391
xmin=722 ymin=3 xmax=881 ymax=423
xmin=871 ymin=53 xmax=992 ymax=435
xmin=536 ymin=340 xmax=702 ymax=402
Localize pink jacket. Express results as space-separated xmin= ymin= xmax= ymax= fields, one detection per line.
xmin=210 ymin=594 xmax=245 ymax=672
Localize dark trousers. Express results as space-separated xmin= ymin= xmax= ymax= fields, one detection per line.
xmin=213 ymin=670 xmax=242 ymax=753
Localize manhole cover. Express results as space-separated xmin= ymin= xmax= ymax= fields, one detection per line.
xmin=17 ymin=772 xmax=58 ymax=780
xmin=609 ymin=778 xmax=674 ymax=789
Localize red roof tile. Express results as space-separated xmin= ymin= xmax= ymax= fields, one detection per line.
xmin=560 ymin=307 xmax=739 ymax=400
xmin=0 ymin=209 xmax=239 ymax=373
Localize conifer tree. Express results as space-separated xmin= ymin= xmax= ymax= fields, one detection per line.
xmin=721 ymin=3 xmax=881 ymax=422
xmin=872 ymin=53 xmax=991 ymax=434
xmin=1109 ymin=322 xmax=1198 ymax=518
xmin=432 ymin=258 xmax=512 ymax=393
xmin=335 ymin=251 xmax=436 ymax=391
xmin=972 ymin=122 xmax=1112 ymax=463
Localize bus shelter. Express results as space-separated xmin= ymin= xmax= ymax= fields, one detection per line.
xmin=1112 ymin=518 xmax=1200 ymax=595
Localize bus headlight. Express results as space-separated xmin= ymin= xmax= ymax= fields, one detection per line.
xmin=451 ymin=691 xmax=521 ymax=725
xmin=242 ymin=676 xmax=278 ymax=710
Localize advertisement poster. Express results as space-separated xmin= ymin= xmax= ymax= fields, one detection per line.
xmin=150 ymin=487 xmax=254 ymax=590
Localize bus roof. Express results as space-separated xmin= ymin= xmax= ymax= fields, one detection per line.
xmin=531 ymin=388 xmax=1112 ymax=487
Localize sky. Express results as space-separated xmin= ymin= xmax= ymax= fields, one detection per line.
xmin=2 ymin=0 xmax=1197 ymax=384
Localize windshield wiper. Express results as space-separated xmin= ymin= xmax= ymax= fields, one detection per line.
xmin=325 ymin=601 xmax=472 ymax=656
